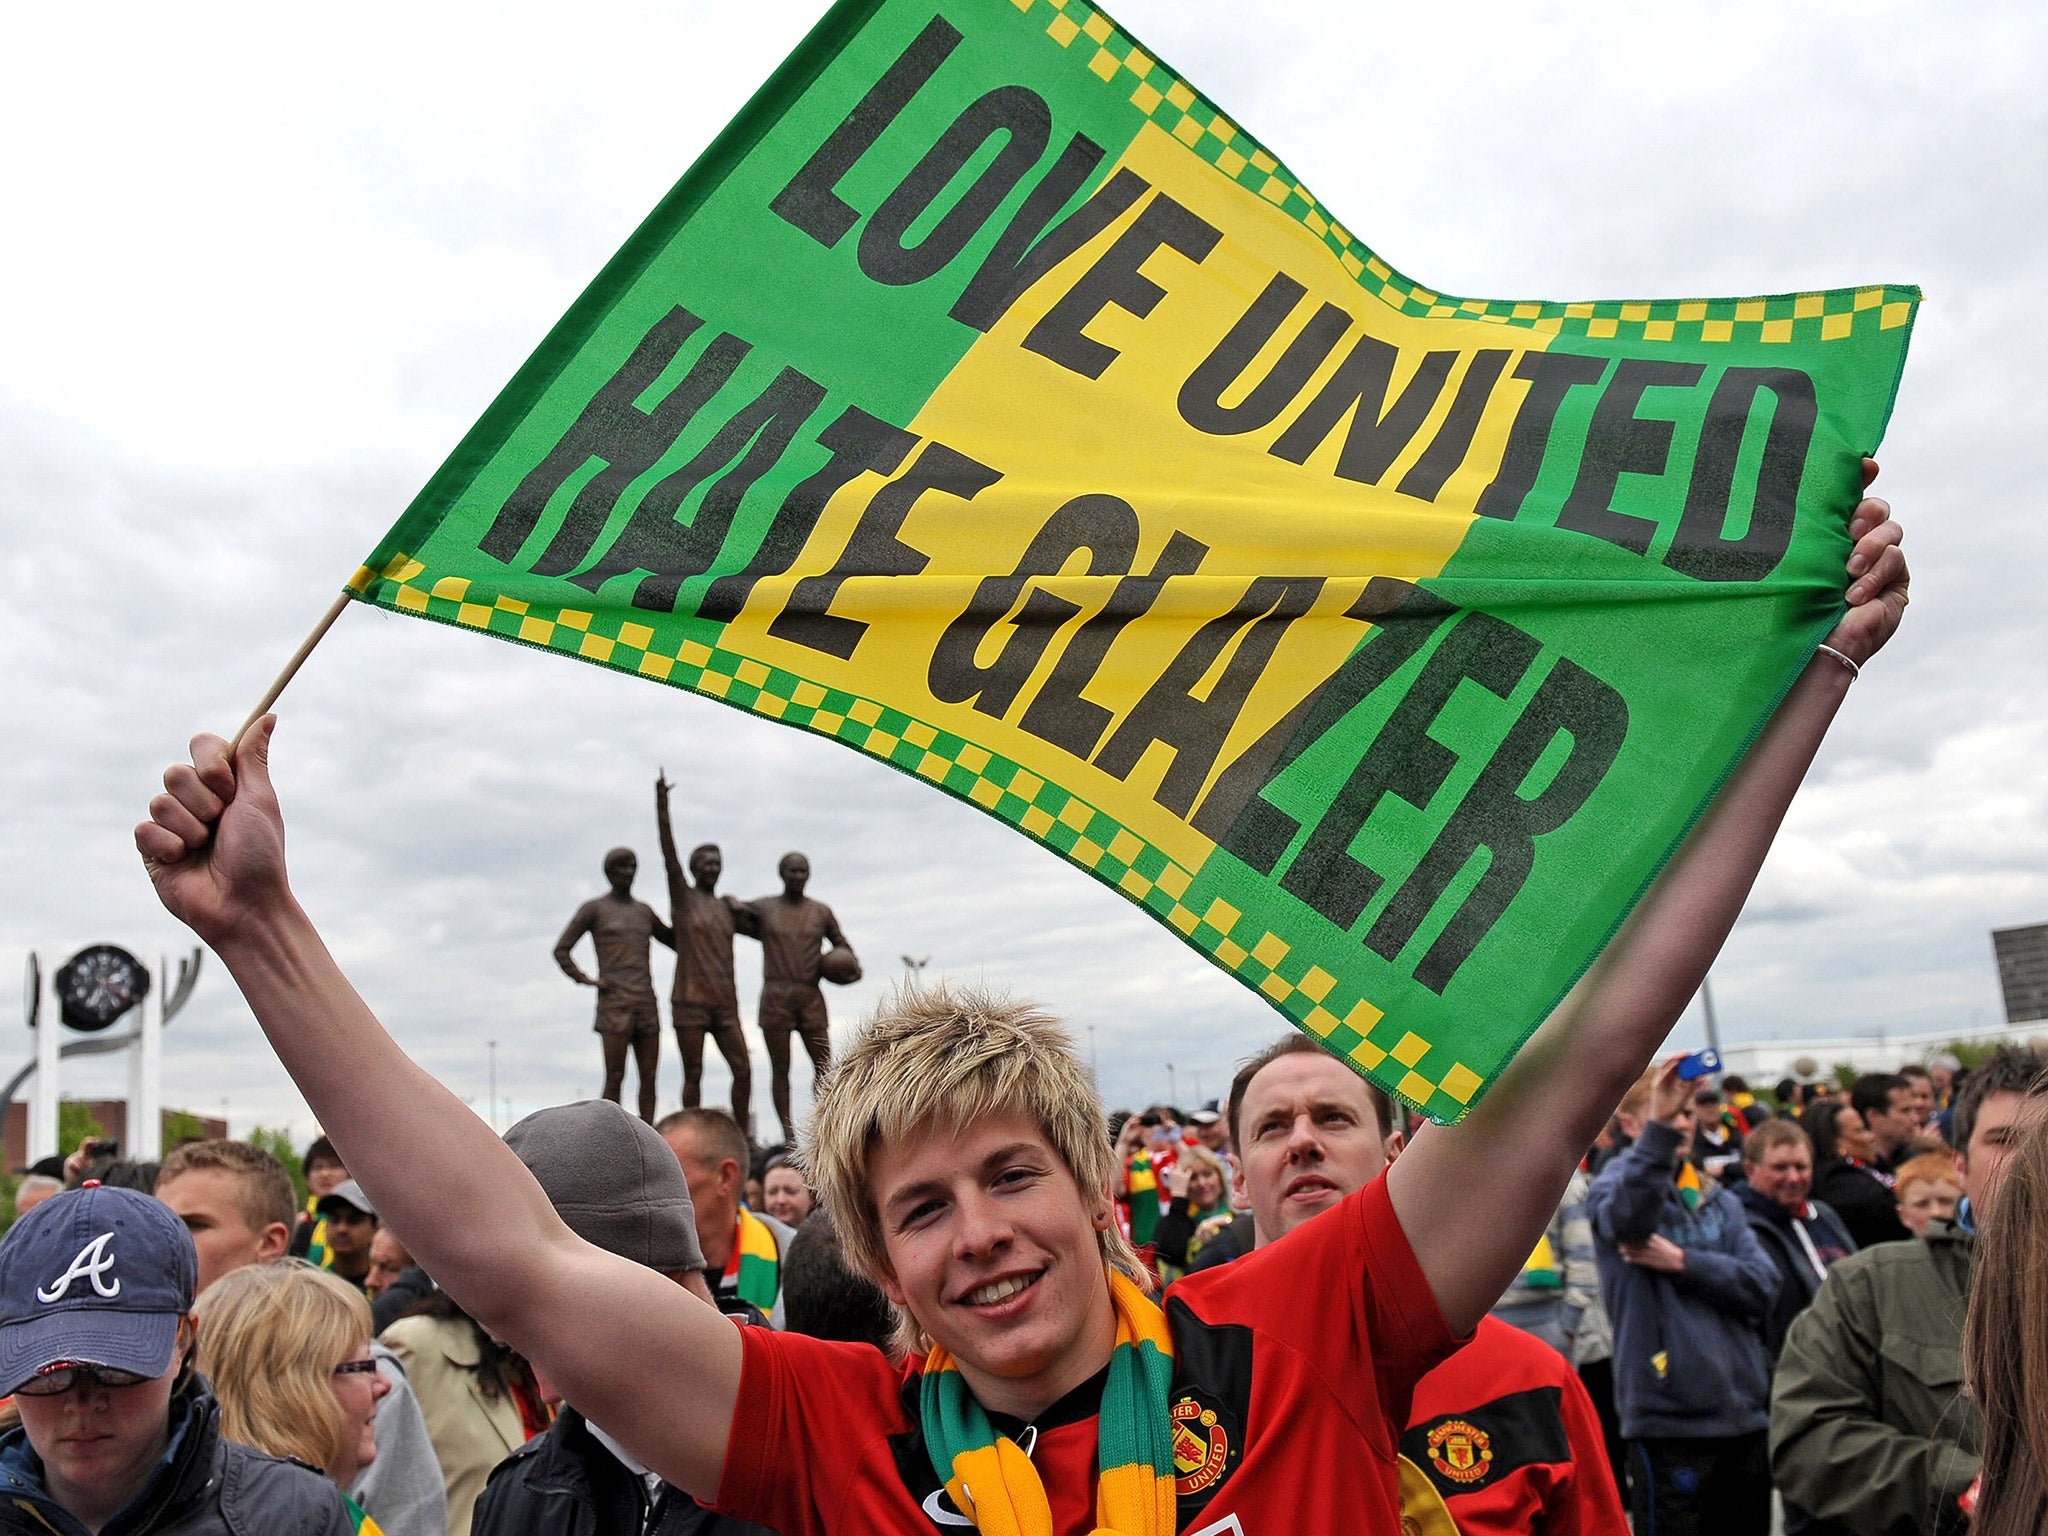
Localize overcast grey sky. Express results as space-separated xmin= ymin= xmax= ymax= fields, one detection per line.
xmin=5 ymin=0 xmax=2044 ymax=1145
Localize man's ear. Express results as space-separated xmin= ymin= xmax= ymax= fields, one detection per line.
xmin=719 ymin=1158 xmax=744 ymax=1197
xmin=257 ymin=1221 xmax=291 ymax=1264
xmin=1381 ymin=1129 xmax=1407 ymax=1165
xmin=873 ymin=1259 xmax=907 ymax=1308
xmin=1230 ymin=1161 xmax=1249 ymax=1211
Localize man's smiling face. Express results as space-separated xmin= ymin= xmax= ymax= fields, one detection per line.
xmin=868 ymin=1108 xmax=1116 ymax=1422
xmin=1234 ymin=1051 xmax=1389 ymax=1247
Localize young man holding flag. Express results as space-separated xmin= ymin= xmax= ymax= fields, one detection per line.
xmin=135 ymin=490 xmax=1904 ymax=1534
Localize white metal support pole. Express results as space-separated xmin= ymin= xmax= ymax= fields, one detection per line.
xmin=130 ymin=1000 xmax=163 ymax=1160
xmin=29 ymin=995 xmax=59 ymax=1163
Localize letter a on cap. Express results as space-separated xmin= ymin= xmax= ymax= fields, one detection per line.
xmin=37 ymin=1234 xmax=121 ymax=1303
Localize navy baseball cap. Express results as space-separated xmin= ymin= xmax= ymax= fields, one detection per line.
xmin=0 ymin=1183 xmax=197 ymax=1396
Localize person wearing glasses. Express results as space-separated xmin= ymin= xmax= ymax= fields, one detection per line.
xmin=194 ymin=1260 xmax=399 ymax=1533
xmin=0 ymin=1181 xmax=351 ymax=1535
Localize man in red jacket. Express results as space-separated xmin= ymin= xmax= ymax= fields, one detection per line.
xmin=1229 ymin=1034 xmax=1628 ymax=1536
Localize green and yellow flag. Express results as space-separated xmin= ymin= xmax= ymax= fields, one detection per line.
xmin=350 ymin=0 xmax=1916 ymax=1121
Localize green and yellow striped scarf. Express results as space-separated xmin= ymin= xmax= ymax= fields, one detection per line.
xmin=1675 ymin=1161 xmax=1705 ymax=1211
xmin=301 ymin=1195 xmax=331 ymax=1269
xmin=1125 ymin=1152 xmax=1161 ymax=1248
xmin=921 ymin=1269 xmax=1176 ymax=1536
xmin=723 ymin=1207 xmax=782 ymax=1312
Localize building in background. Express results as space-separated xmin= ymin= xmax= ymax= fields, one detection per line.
xmin=1994 ymin=923 xmax=2048 ymax=1025
xmin=4 ymin=1101 xmax=226 ymax=1170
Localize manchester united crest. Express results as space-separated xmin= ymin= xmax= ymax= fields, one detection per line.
xmin=1171 ymin=1392 xmax=1232 ymax=1496
xmin=1424 ymin=1419 xmax=1495 ymax=1485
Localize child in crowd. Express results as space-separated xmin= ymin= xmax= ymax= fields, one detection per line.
xmin=1894 ymin=1151 xmax=1964 ymax=1237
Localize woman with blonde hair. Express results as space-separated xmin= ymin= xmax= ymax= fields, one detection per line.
xmin=1153 ymin=1142 xmax=1234 ymax=1279
xmin=195 ymin=1259 xmax=392 ymax=1532
xmin=1966 ymin=1110 xmax=2048 ymax=1536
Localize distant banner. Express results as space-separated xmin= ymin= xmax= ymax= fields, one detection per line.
xmin=351 ymin=0 xmax=1916 ymax=1121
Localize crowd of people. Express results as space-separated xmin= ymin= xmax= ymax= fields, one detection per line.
xmin=1100 ymin=1049 xmax=2048 ymax=1536
xmin=11 ymin=1032 xmax=2048 ymax=1536
xmin=0 ymin=1106 xmax=895 ymax=1534
xmin=23 ymin=473 xmax=2048 ymax=1536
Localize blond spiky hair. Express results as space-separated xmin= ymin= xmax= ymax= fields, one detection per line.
xmin=801 ymin=980 xmax=1148 ymax=1353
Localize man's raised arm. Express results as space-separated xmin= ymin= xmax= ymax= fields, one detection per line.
xmin=1387 ymin=467 xmax=1909 ymax=1335
xmin=136 ymin=724 xmax=742 ymax=1496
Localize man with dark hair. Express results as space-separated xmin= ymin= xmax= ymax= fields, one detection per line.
xmin=1228 ymin=1034 xmax=1627 ymax=1536
xmin=1719 ymin=1076 xmax=1769 ymax=1134
xmin=291 ymin=1133 xmax=349 ymax=1263
xmin=315 ymin=1178 xmax=379 ymax=1292
xmin=657 ymin=1108 xmax=792 ymax=1326
xmin=1773 ymin=1046 xmax=2048 ymax=1536
xmin=1691 ymin=1082 xmax=1744 ymax=1178
xmin=1896 ymin=1065 xmax=1937 ymax=1137
xmin=1226 ymin=1032 xmax=1395 ymax=1161
xmin=781 ymin=1209 xmax=893 ymax=1352
xmin=1849 ymin=1072 xmax=1919 ymax=1172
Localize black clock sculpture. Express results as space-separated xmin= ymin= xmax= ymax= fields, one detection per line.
xmin=52 ymin=945 xmax=152 ymax=1033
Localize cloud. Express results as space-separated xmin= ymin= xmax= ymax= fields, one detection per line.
xmin=5 ymin=0 xmax=2045 ymax=1145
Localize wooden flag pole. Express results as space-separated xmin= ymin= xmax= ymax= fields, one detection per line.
xmin=228 ymin=590 xmax=355 ymax=754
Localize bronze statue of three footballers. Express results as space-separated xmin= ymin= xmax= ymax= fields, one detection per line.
xmin=556 ymin=777 xmax=858 ymax=1143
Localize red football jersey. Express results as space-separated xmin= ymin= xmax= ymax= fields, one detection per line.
xmin=715 ymin=1175 xmax=1455 ymax=1534
xmin=1403 ymin=1316 xmax=1627 ymax=1536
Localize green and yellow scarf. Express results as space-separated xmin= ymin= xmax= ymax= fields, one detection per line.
xmin=1125 ymin=1152 xmax=1161 ymax=1248
xmin=921 ymin=1269 xmax=1176 ymax=1536
xmin=1520 ymin=1232 xmax=1562 ymax=1290
xmin=1675 ymin=1161 xmax=1705 ymax=1210
xmin=301 ymin=1195 xmax=331 ymax=1269
xmin=724 ymin=1207 xmax=782 ymax=1312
